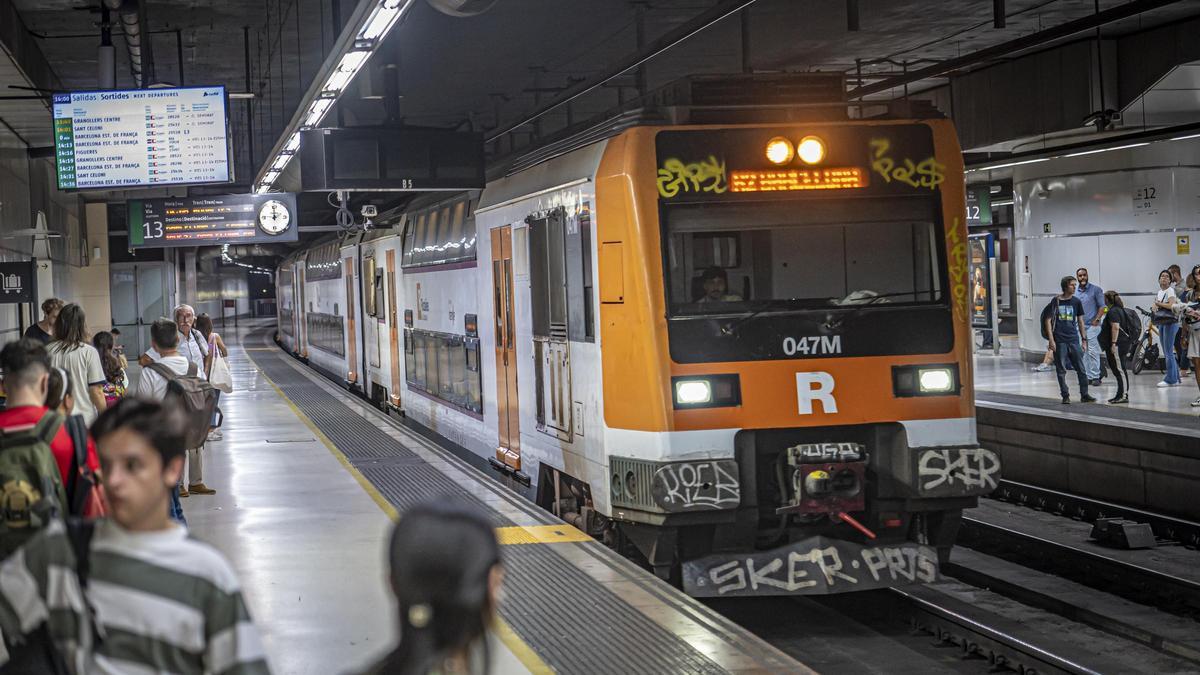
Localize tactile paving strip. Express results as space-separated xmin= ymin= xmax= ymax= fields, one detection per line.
xmin=246 ymin=343 xmax=732 ymax=675
xmin=502 ymin=544 xmax=727 ymax=675
xmin=252 ymin=351 xmax=419 ymax=462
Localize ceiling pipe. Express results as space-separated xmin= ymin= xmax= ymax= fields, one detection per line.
xmin=847 ymin=0 xmax=1182 ymax=100
xmin=485 ymin=0 xmax=762 ymax=143
xmin=104 ymin=0 xmax=147 ymax=87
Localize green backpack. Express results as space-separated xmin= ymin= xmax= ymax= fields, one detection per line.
xmin=0 ymin=412 xmax=70 ymax=560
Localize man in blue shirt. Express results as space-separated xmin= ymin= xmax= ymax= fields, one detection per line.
xmin=1046 ymin=275 xmax=1095 ymax=404
xmin=1074 ymin=267 xmax=1105 ymax=385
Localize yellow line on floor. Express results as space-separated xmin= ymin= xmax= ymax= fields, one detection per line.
xmin=496 ymin=525 xmax=592 ymax=545
xmin=252 ymin=351 xmax=554 ymax=675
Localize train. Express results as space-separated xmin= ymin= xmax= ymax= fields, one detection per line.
xmin=276 ymin=75 xmax=1001 ymax=597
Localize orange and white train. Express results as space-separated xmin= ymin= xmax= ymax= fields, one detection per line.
xmin=277 ymin=89 xmax=999 ymax=597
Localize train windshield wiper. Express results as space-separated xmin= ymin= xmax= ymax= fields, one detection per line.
xmin=720 ymin=299 xmax=802 ymax=336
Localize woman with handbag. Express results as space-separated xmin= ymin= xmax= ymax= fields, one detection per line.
xmin=196 ymin=314 xmax=233 ymax=441
xmin=1154 ymin=269 xmax=1182 ymax=388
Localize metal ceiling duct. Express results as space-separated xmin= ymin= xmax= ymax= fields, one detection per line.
xmin=104 ymin=0 xmax=147 ymax=87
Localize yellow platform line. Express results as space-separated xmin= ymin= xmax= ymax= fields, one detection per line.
xmin=496 ymin=525 xmax=592 ymax=545
xmin=253 ymin=354 xmax=554 ymax=675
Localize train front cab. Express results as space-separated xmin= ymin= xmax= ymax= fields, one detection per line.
xmin=593 ymin=120 xmax=1001 ymax=597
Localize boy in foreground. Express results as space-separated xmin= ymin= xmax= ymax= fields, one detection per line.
xmin=0 ymin=398 xmax=271 ymax=674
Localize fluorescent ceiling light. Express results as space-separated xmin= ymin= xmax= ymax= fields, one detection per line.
xmin=271 ymin=154 xmax=292 ymax=171
xmin=284 ymin=132 xmax=301 ymax=153
xmin=323 ymin=50 xmax=372 ymax=93
xmin=360 ymin=0 xmax=411 ymax=41
xmin=263 ymin=170 xmax=281 ymax=184
xmin=304 ymin=98 xmax=334 ymax=127
xmin=966 ymin=157 xmax=1050 ymax=173
xmin=1061 ymin=142 xmax=1149 ymax=158
xmin=255 ymin=185 xmax=270 ymax=194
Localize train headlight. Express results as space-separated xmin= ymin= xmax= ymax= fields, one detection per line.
xmin=671 ymin=374 xmax=742 ymax=409
xmin=892 ymin=364 xmax=959 ymax=397
xmin=918 ymin=368 xmax=954 ymax=393
xmin=674 ymin=379 xmax=712 ymax=405
xmin=765 ymin=137 xmax=795 ymax=165
xmin=796 ymin=135 xmax=826 ymax=164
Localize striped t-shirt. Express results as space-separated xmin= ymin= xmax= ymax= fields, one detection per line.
xmin=0 ymin=519 xmax=270 ymax=674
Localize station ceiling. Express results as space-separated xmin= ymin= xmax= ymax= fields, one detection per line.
xmin=4 ymin=0 xmax=1200 ymax=196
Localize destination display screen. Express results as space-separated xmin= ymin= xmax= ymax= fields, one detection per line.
xmin=53 ymin=86 xmax=231 ymax=190
xmin=127 ymin=193 xmax=298 ymax=249
xmin=655 ymin=124 xmax=942 ymax=202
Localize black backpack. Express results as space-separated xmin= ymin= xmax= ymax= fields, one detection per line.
xmin=1039 ymin=298 xmax=1061 ymax=340
xmin=1115 ymin=306 xmax=1141 ymax=345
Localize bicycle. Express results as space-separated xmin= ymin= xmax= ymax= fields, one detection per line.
xmin=1130 ymin=306 xmax=1162 ymax=375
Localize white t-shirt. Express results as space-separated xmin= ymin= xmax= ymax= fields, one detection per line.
xmin=48 ymin=341 xmax=106 ymax=425
xmin=1157 ymin=287 xmax=1178 ymax=305
xmin=134 ymin=353 xmax=191 ymax=400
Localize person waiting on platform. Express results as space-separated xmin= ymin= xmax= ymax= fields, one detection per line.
xmin=1170 ymin=264 xmax=1190 ymax=376
xmin=0 ymin=339 xmax=100 ymax=497
xmin=195 ymin=313 xmax=228 ymax=442
xmin=92 ymin=331 xmax=127 ymax=408
xmin=356 ymin=500 xmax=503 ymax=675
xmin=22 ymin=297 xmax=62 ymax=345
xmin=0 ymin=399 xmax=271 ymax=674
xmin=1183 ymin=265 xmax=1200 ymax=407
xmin=1100 ymin=291 xmax=1132 ymax=405
xmin=1154 ymin=269 xmax=1182 ymax=388
xmin=1073 ymin=267 xmax=1105 ymax=386
xmin=696 ymin=267 xmax=742 ymax=303
xmin=47 ymin=304 xmax=107 ymax=426
xmin=134 ymin=318 xmax=194 ymax=522
xmin=1045 ymin=276 xmax=1094 ymax=404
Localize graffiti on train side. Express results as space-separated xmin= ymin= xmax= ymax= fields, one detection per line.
xmin=917 ymin=447 xmax=1001 ymax=495
xmin=651 ymin=459 xmax=740 ymax=512
xmin=683 ymin=538 xmax=938 ymax=596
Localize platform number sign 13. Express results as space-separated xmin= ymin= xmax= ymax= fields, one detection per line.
xmin=1133 ymin=185 xmax=1158 ymax=215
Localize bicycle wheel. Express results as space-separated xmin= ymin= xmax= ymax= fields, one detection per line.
xmin=1131 ymin=340 xmax=1146 ymax=375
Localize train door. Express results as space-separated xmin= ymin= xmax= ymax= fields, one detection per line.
xmin=527 ymin=208 xmax=573 ymax=441
xmin=386 ymin=250 xmax=402 ymax=408
xmin=344 ymin=257 xmax=358 ymax=385
xmin=362 ymin=253 xmax=381 ymax=398
xmin=491 ymin=226 xmax=521 ymax=469
xmin=295 ymin=263 xmax=307 ymax=357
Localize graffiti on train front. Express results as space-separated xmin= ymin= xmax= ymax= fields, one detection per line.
xmin=916 ymin=447 xmax=1000 ymax=496
xmin=683 ymin=538 xmax=938 ymax=596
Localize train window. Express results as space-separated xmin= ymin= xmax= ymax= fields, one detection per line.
xmin=662 ymin=199 xmax=942 ymax=315
xmin=364 ymin=256 xmax=378 ymax=316
xmin=400 ymin=198 xmax=476 ymax=269
xmin=528 ymin=208 xmax=569 ymax=339
xmin=403 ymin=329 xmax=482 ymax=414
xmin=373 ymin=268 xmax=385 ymax=318
xmin=305 ymin=312 xmax=345 ymax=356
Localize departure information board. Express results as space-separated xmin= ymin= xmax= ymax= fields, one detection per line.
xmin=127 ymin=193 xmax=298 ymax=249
xmin=53 ymin=86 xmax=231 ymax=190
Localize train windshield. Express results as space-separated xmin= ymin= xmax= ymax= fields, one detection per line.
xmin=663 ymin=198 xmax=944 ymax=317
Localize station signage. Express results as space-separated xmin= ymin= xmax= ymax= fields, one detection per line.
xmin=0 ymin=261 xmax=36 ymax=304
xmin=127 ymin=192 xmax=299 ymax=249
xmin=52 ymin=86 xmax=231 ymax=190
xmin=966 ymin=188 xmax=992 ymax=226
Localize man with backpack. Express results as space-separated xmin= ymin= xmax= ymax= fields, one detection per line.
xmin=1043 ymin=275 xmax=1096 ymax=404
xmin=135 ymin=318 xmax=219 ymax=520
xmin=0 ymin=338 xmax=102 ymax=516
xmin=0 ymin=398 xmax=271 ymax=674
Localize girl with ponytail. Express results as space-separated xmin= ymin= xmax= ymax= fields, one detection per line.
xmin=359 ymin=499 xmax=503 ymax=675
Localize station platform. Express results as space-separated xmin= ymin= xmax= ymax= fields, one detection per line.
xmin=166 ymin=320 xmax=801 ymax=674
xmin=973 ymin=336 xmax=1200 ymax=418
